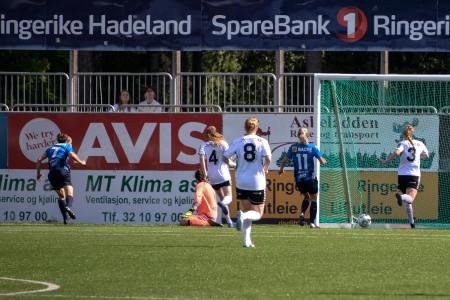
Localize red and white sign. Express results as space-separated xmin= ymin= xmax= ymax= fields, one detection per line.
xmin=9 ymin=114 xmax=222 ymax=170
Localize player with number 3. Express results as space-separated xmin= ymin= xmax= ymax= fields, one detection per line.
xmin=378 ymin=124 xmax=429 ymax=228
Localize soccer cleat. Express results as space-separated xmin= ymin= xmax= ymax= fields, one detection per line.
xmin=228 ymin=222 xmax=236 ymax=228
xmin=395 ymin=193 xmax=403 ymax=206
xmin=208 ymin=219 xmax=224 ymax=227
xmin=65 ymin=207 xmax=76 ymax=220
xmin=236 ymin=210 xmax=243 ymax=231
xmin=64 ymin=215 xmax=71 ymax=225
xmin=217 ymin=201 xmax=229 ymax=215
xmin=411 ymin=217 xmax=417 ymax=229
xmin=299 ymin=213 xmax=305 ymax=226
xmin=243 ymin=243 xmax=255 ymax=248
xmin=310 ymin=223 xmax=320 ymax=228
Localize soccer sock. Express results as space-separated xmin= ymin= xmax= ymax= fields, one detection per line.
xmin=401 ymin=194 xmax=413 ymax=204
xmin=66 ymin=195 xmax=74 ymax=208
xmin=243 ymin=219 xmax=252 ymax=245
xmin=222 ymin=195 xmax=232 ymax=205
xmin=301 ymin=198 xmax=311 ymax=214
xmin=405 ymin=203 xmax=414 ymax=224
xmin=241 ymin=210 xmax=261 ymax=221
xmin=189 ymin=218 xmax=210 ymax=226
xmin=224 ymin=207 xmax=233 ymax=224
xmin=58 ymin=200 xmax=67 ymax=220
xmin=310 ymin=201 xmax=318 ymax=223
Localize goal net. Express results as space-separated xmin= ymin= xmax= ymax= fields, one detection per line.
xmin=315 ymin=74 xmax=450 ymax=228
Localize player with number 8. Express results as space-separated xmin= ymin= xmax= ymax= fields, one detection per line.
xmin=223 ymin=117 xmax=272 ymax=248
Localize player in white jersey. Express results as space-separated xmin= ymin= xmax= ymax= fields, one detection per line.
xmin=379 ymin=125 xmax=429 ymax=228
xmin=223 ymin=117 xmax=272 ymax=247
xmin=199 ymin=126 xmax=235 ymax=227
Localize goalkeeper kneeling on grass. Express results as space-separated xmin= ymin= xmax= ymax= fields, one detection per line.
xmin=180 ymin=169 xmax=223 ymax=227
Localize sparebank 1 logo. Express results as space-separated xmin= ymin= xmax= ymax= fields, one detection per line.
xmin=335 ymin=6 xmax=367 ymax=42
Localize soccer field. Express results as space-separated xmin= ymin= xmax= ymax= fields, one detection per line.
xmin=1 ymin=223 xmax=449 ymax=300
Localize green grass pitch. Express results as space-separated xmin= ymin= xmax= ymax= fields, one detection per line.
xmin=1 ymin=223 xmax=450 ymax=299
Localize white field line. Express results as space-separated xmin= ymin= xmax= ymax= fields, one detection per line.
xmin=0 ymin=277 xmax=59 ymax=296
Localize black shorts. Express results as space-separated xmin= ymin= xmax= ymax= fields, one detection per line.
xmin=296 ymin=179 xmax=318 ymax=195
xmin=236 ymin=188 xmax=266 ymax=205
xmin=48 ymin=169 xmax=72 ymax=190
xmin=211 ymin=180 xmax=231 ymax=191
xmin=397 ymin=175 xmax=420 ymax=194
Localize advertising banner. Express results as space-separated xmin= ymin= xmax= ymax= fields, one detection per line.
xmin=0 ymin=112 xmax=442 ymax=224
xmin=8 ymin=113 xmax=221 ymax=170
xmin=0 ymin=169 xmax=198 ymax=224
xmin=321 ymin=114 xmax=439 ymax=171
xmin=223 ymin=113 xmax=316 ymax=170
xmin=0 ymin=114 xmax=6 ymax=169
xmin=1 ymin=0 xmax=450 ymax=51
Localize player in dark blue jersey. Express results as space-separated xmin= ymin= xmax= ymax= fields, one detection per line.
xmin=36 ymin=133 xmax=86 ymax=224
xmin=278 ymin=127 xmax=326 ymax=228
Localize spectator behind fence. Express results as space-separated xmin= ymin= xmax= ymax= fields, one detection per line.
xmin=138 ymin=85 xmax=163 ymax=113
xmin=110 ymin=90 xmax=137 ymax=113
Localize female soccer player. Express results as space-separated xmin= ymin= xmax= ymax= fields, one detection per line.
xmin=36 ymin=133 xmax=86 ymax=224
xmin=180 ymin=169 xmax=223 ymax=227
xmin=223 ymin=117 xmax=272 ymax=248
xmin=378 ymin=124 xmax=429 ymax=228
xmin=278 ymin=127 xmax=326 ymax=228
xmin=198 ymin=126 xmax=235 ymax=227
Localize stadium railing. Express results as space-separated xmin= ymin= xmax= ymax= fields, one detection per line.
xmin=1 ymin=72 xmax=319 ymax=111
xmin=109 ymin=104 xmax=222 ymax=113
xmin=11 ymin=104 xmax=114 ymax=112
xmin=0 ymin=72 xmax=70 ymax=108
xmin=0 ymin=104 xmax=10 ymax=111
xmin=176 ymin=72 xmax=278 ymax=108
xmin=72 ymin=72 xmax=173 ymax=108
xmin=278 ymin=73 xmax=315 ymax=108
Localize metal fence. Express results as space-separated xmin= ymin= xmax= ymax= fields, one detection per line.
xmin=177 ymin=72 xmax=277 ymax=110
xmin=73 ymin=72 xmax=173 ymax=107
xmin=0 ymin=72 xmax=70 ymax=110
xmin=279 ymin=73 xmax=315 ymax=107
xmin=0 ymin=72 xmax=321 ymax=112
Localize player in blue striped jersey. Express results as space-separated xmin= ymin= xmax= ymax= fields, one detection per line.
xmin=37 ymin=133 xmax=86 ymax=224
xmin=279 ymin=127 xmax=326 ymax=228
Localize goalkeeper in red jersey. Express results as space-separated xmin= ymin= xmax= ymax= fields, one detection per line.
xmin=180 ymin=169 xmax=223 ymax=227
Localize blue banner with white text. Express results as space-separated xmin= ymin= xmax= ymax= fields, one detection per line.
xmin=1 ymin=0 xmax=450 ymax=51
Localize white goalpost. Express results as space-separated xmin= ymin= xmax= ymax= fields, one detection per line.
xmin=314 ymin=74 xmax=450 ymax=229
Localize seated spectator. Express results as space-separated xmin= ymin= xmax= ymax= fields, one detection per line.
xmin=138 ymin=86 xmax=163 ymax=112
xmin=110 ymin=90 xmax=137 ymax=112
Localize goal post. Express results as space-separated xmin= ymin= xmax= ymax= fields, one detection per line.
xmin=314 ymin=74 xmax=450 ymax=229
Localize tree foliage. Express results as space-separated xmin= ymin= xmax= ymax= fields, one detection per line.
xmin=1 ymin=50 xmax=450 ymax=75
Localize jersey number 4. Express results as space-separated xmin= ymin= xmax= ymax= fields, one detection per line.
xmin=209 ymin=150 xmax=219 ymax=165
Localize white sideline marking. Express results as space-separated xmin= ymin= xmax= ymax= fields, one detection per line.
xmin=0 ymin=277 xmax=60 ymax=296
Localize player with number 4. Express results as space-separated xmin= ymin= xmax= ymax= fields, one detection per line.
xmin=198 ymin=126 xmax=236 ymax=228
